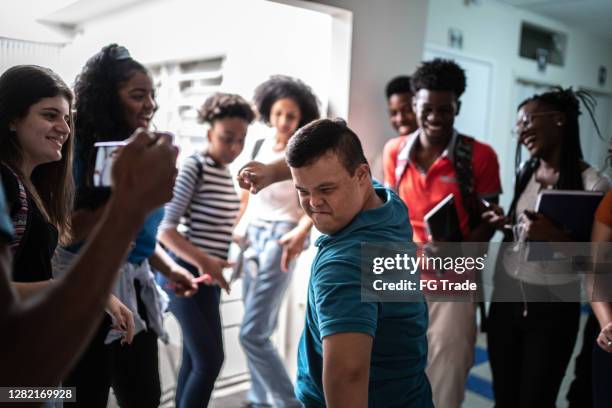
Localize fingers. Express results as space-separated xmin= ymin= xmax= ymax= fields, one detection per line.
xmin=217 ymin=274 xmax=230 ymax=294
xmin=124 ymin=309 xmax=135 ymax=345
xmin=125 ymin=128 xmax=153 ymax=147
xmin=281 ymin=248 xmax=290 ymax=273
xmin=597 ymin=332 xmax=612 ymax=353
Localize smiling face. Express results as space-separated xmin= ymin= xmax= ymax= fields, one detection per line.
xmin=388 ymin=92 xmax=417 ymax=136
xmin=515 ymin=100 xmax=564 ymax=159
xmin=412 ymin=89 xmax=459 ymax=146
xmin=12 ymin=95 xmax=71 ymax=172
xmin=270 ymin=98 xmax=301 ymax=140
xmin=207 ymin=117 xmax=248 ymax=165
xmin=291 ymin=151 xmax=370 ymax=235
xmin=118 ymin=70 xmax=157 ymax=132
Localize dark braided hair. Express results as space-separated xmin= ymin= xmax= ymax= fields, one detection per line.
xmin=198 ymin=92 xmax=255 ymax=125
xmin=253 ymin=75 xmax=320 ymax=129
xmin=508 ymin=87 xmax=601 ymax=222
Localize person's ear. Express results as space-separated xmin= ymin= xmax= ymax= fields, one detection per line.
xmin=355 ymin=163 xmax=370 ymax=183
xmin=207 ymin=127 xmax=213 ymax=142
xmin=8 ymin=120 xmax=17 ymax=132
xmin=455 ymin=100 xmax=462 ymax=117
xmin=412 ymin=95 xmax=418 ymax=114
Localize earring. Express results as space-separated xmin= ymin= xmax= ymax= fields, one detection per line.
xmin=557 ymin=121 xmax=563 ymax=126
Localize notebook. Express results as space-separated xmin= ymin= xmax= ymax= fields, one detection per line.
xmin=535 ymin=190 xmax=605 ymax=241
xmin=424 ymin=193 xmax=462 ymax=242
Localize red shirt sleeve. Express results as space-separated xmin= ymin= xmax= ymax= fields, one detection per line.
xmin=472 ymin=140 xmax=502 ymax=199
xmin=382 ymin=137 xmax=405 ymax=189
xmin=595 ymin=190 xmax=612 ymax=228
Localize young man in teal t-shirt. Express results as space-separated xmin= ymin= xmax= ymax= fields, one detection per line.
xmin=285 ymin=119 xmax=432 ymax=408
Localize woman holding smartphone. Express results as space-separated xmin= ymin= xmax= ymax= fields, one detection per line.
xmin=55 ymin=44 xmax=197 ymax=408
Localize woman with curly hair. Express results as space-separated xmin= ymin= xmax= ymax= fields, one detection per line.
xmin=239 ymin=75 xmax=319 ymax=408
xmin=156 ymin=92 xmax=255 ymax=407
xmin=483 ymin=87 xmax=611 ymax=407
xmin=56 ymin=44 xmax=197 ymax=408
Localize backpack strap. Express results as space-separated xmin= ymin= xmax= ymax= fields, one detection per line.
xmin=1 ymin=164 xmax=30 ymax=258
xmin=251 ymin=138 xmax=265 ymax=160
xmin=453 ymin=134 xmax=480 ymax=230
xmin=190 ymin=153 xmax=205 ymax=180
xmin=189 ymin=153 xmax=205 ymax=199
xmin=393 ymin=136 xmax=411 ymax=192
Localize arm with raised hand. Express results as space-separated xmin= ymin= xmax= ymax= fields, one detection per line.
xmin=236 ymin=158 xmax=291 ymax=194
xmin=0 ymin=130 xmax=178 ymax=386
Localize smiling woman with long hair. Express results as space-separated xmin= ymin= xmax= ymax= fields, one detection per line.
xmin=56 ymin=44 xmax=195 ymax=408
xmin=0 ymin=65 xmax=74 ymax=260
xmin=484 ymin=87 xmax=611 ymax=407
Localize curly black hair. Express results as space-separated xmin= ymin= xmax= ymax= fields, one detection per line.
xmin=253 ymin=75 xmax=320 ymax=128
xmin=74 ymin=44 xmax=148 ymax=143
xmin=73 ymin=44 xmax=149 ymax=187
xmin=385 ymin=75 xmax=412 ymax=99
xmin=198 ymin=92 xmax=256 ymax=125
xmin=410 ymin=58 xmax=466 ymax=99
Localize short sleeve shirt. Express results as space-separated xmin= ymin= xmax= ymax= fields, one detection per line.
xmin=383 ymin=130 xmax=502 ymax=243
xmin=295 ymin=185 xmax=432 ymax=408
xmin=595 ymin=190 xmax=612 ymax=228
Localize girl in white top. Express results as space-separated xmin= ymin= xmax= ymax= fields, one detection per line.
xmin=239 ymin=75 xmax=319 ymax=408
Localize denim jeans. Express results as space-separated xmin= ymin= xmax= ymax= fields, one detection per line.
xmin=158 ymin=256 xmax=224 ymax=408
xmin=240 ymin=221 xmax=302 ymax=408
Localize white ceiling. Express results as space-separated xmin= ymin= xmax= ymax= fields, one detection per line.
xmin=496 ymin=0 xmax=612 ymax=42
xmin=37 ymin=0 xmax=612 ymax=42
xmin=38 ymin=0 xmax=149 ymax=25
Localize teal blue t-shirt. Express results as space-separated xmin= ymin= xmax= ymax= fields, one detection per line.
xmin=0 ymin=181 xmax=13 ymax=241
xmin=295 ymin=186 xmax=432 ymax=408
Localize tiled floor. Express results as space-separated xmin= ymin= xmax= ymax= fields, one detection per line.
xmin=107 ymin=309 xmax=591 ymax=407
xmin=209 ymin=308 xmax=592 ymax=408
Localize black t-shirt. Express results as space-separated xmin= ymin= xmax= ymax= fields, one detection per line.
xmin=0 ymin=165 xmax=58 ymax=282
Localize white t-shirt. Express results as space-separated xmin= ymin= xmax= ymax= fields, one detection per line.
xmin=248 ymin=136 xmax=301 ymax=223
xmin=503 ymin=166 xmax=611 ymax=286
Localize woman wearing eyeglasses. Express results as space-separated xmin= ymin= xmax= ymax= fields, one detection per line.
xmin=483 ymin=88 xmax=611 ymax=407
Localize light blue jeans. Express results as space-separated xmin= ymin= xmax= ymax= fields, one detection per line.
xmin=239 ymin=221 xmax=303 ymax=408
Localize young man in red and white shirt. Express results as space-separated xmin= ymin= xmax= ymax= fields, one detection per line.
xmin=383 ymin=59 xmax=501 ymax=408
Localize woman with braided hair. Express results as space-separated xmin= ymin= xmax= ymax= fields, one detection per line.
xmin=483 ymin=87 xmax=611 ymax=407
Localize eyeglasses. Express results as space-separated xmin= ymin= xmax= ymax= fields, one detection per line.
xmin=511 ymin=111 xmax=562 ymax=138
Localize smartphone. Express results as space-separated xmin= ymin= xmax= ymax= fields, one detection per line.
xmin=93 ymin=141 xmax=126 ymax=187
xmin=93 ymin=132 xmax=176 ymax=187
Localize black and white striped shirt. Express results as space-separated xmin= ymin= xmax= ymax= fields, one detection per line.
xmin=159 ymin=153 xmax=240 ymax=259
